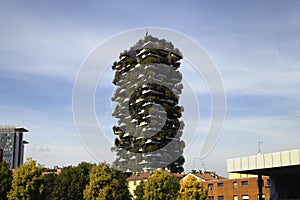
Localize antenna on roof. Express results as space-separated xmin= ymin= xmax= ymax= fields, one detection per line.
xmin=258 ymin=141 xmax=263 ymax=154
xmin=145 ymin=28 xmax=148 ymax=37
xmin=201 ymin=163 xmax=206 ymax=173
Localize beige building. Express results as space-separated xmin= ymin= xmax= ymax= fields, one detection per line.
xmin=127 ymin=170 xmax=183 ymax=198
xmin=228 ymin=148 xmax=300 ymax=199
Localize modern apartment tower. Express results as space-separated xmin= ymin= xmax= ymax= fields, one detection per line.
xmin=112 ymin=35 xmax=185 ymax=173
xmin=0 ymin=125 xmax=29 ymax=168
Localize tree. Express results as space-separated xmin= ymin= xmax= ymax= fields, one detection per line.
xmin=178 ymin=174 xmax=208 ymax=200
xmin=0 ymin=161 xmax=12 ymax=200
xmin=134 ymin=180 xmax=145 ymax=200
xmin=41 ymin=173 xmax=57 ymax=200
xmin=84 ymin=163 xmax=131 ymax=200
xmin=143 ymin=169 xmax=180 ymax=200
xmin=51 ymin=162 xmax=95 ymax=200
xmin=7 ymin=158 xmax=44 ymax=200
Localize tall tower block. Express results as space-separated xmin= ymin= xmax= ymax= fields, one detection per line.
xmin=112 ymin=35 xmax=185 ymax=173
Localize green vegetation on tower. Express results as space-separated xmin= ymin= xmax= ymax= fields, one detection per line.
xmin=111 ymin=35 xmax=185 ymax=173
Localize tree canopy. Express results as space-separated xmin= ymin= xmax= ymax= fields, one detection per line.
xmin=142 ymin=169 xmax=180 ymax=200
xmin=0 ymin=161 xmax=12 ymax=200
xmin=84 ymin=163 xmax=131 ymax=200
xmin=51 ymin=162 xmax=95 ymax=200
xmin=178 ymin=174 xmax=208 ymax=200
xmin=7 ymin=158 xmax=44 ymax=200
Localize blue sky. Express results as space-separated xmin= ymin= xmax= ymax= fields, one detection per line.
xmin=1 ymin=0 xmax=300 ymax=176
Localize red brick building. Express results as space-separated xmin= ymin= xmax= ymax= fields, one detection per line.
xmin=201 ymin=175 xmax=270 ymax=200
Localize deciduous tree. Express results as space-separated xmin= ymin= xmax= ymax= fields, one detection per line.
xmin=143 ymin=169 xmax=180 ymax=200
xmin=7 ymin=158 xmax=44 ymax=200
xmin=0 ymin=161 xmax=12 ymax=200
xmin=41 ymin=173 xmax=57 ymax=200
xmin=51 ymin=162 xmax=94 ymax=200
xmin=178 ymin=174 xmax=208 ymax=200
xmin=84 ymin=163 xmax=131 ymax=200
xmin=134 ymin=180 xmax=145 ymax=200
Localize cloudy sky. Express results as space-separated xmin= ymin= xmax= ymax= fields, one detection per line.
xmin=1 ymin=1 xmax=300 ymax=176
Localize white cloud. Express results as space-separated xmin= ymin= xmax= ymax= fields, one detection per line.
xmin=35 ymin=145 xmax=50 ymax=152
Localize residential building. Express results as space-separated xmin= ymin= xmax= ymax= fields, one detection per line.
xmin=0 ymin=125 xmax=29 ymax=168
xmin=182 ymin=170 xmax=270 ymax=199
xmin=112 ymin=35 xmax=185 ymax=173
xmin=127 ymin=169 xmax=183 ymax=198
xmin=202 ymin=175 xmax=270 ymax=200
xmin=182 ymin=170 xmax=227 ymax=182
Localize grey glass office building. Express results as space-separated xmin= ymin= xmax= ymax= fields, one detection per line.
xmin=0 ymin=125 xmax=29 ymax=168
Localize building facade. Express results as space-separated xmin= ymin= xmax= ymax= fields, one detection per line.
xmin=0 ymin=125 xmax=29 ymax=168
xmin=202 ymin=175 xmax=270 ymax=200
xmin=111 ymin=35 xmax=185 ymax=173
xmin=127 ymin=170 xmax=183 ymax=198
xmin=228 ymin=148 xmax=300 ymax=199
xmin=182 ymin=171 xmax=270 ymax=200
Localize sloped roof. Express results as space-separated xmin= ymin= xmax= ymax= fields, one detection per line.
xmin=127 ymin=172 xmax=151 ymax=181
xmin=185 ymin=172 xmax=227 ymax=181
xmin=127 ymin=170 xmax=183 ymax=181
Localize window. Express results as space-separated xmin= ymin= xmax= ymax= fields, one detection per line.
xmin=208 ymin=184 xmax=214 ymax=190
xmin=218 ymin=196 xmax=224 ymax=200
xmin=233 ymin=195 xmax=238 ymax=200
xmin=218 ymin=183 xmax=224 ymax=188
xmin=233 ymin=182 xmax=238 ymax=189
xmin=241 ymin=181 xmax=248 ymax=186
xmin=208 ymin=196 xmax=214 ymax=200
xmin=242 ymin=195 xmax=249 ymax=200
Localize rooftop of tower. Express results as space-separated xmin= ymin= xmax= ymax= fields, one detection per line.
xmin=0 ymin=125 xmax=29 ymax=132
xmin=128 ymin=35 xmax=182 ymax=57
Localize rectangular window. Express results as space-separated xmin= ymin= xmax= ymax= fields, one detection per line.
xmin=218 ymin=183 xmax=224 ymax=188
xmin=208 ymin=184 xmax=214 ymax=190
xmin=208 ymin=196 xmax=214 ymax=200
xmin=218 ymin=196 xmax=224 ymax=200
xmin=233 ymin=195 xmax=238 ymax=200
xmin=233 ymin=182 xmax=238 ymax=189
xmin=241 ymin=181 xmax=248 ymax=186
xmin=242 ymin=195 xmax=249 ymax=200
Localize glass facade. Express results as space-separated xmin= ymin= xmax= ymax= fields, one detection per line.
xmin=0 ymin=126 xmax=28 ymax=168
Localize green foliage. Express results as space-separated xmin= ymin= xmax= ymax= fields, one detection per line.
xmin=7 ymin=158 xmax=44 ymax=200
xmin=84 ymin=163 xmax=131 ymax=200
xmin=178 ymin=175 xmax=208 ymax=200
xmin=0 ymin=161 xmax=12 ymax=200
xmin=134 ymin=180 xmax=145 ymax=200
xmin=143 ymin=169 xmax=180 ymax=200
xmin=41 ymin=173 xmax=57 ymax=200
xmin=51 ymin=162 xmax=95 ymax=200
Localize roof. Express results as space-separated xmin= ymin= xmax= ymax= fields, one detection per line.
xmin=0 ymin=125 xmax=29 ymax=132
xmin=127 ymin=172 xmax=151 ymax=181
xmin=127 ymin=170 xmax=183 ymax=181
xmin=42 ymin=171 xmax=61 ymax=176
xmin=185 ymin=172 xmax=227 ymax=181
xmin=22 ymin=140 xmax=29 ymax=144
xmin=227 ymin=148 xmax=300 ymax=175
xmin=15 ymin=127 xmax=29 ymax=132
